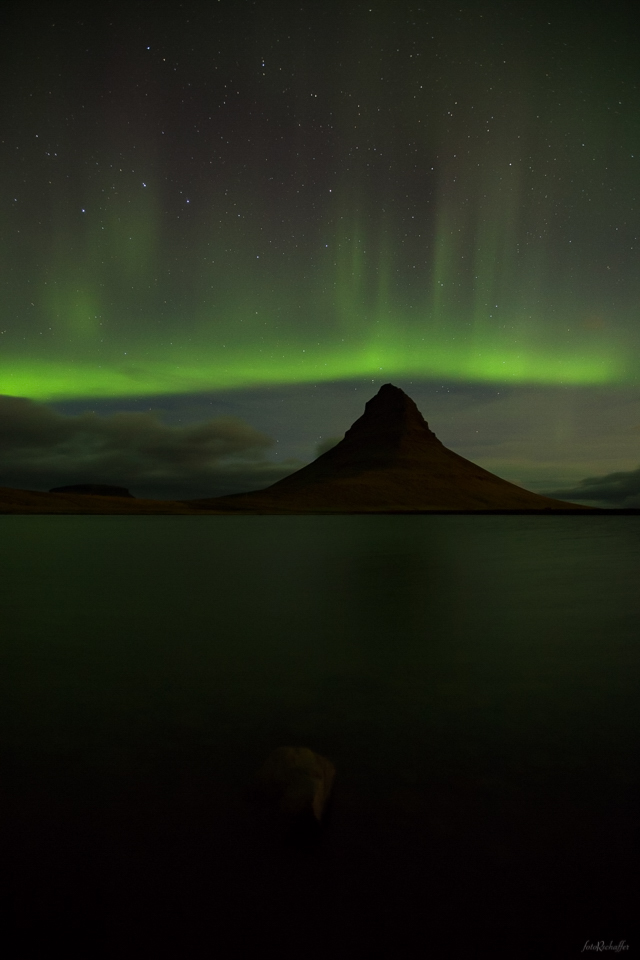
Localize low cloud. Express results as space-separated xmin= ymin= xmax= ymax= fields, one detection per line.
xmin=544 ymin=467 xmax=640 ymax=507
xmin=0 ymin=395 xmax=301 ymax=499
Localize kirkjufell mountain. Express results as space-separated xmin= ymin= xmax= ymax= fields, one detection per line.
xmin=188 ymin=384 xmax=588 ymax=513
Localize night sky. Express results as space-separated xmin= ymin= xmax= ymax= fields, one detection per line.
xmin=1 ymin=0 xmax=639 ymax=504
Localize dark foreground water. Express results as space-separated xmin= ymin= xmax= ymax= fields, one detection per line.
xmin=1 ymin=516 xmax=638 ymax=958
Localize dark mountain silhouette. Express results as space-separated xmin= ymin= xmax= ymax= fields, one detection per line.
xmin=0 ymin=485 xmax=201 ymax=514
xmin=187 ymin=384 xmax=589 ymax=512
xmin=49 ymin=484 xmax=135 ymax=498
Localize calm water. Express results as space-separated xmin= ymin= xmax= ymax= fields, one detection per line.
xmin=2 ymin=516 xmax=638 ymax=957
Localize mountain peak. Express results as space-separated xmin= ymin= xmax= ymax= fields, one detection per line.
xmin=342 ymin=383 xmax=439 ymax=447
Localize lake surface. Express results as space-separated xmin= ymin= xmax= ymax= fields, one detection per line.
xmin=2 ymin=516 xmax=638 ymax=958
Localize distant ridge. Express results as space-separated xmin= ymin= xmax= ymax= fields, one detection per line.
xmin=49 ymin=484 xmax=135 ymax=498
xmin=0 ymin=486 xmax=202 ymax=515
xmin=187 ymin=384 xmax=590 ymax=513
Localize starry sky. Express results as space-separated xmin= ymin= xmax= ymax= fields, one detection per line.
xmin=1 ymin=0 xmax=639 ymax=505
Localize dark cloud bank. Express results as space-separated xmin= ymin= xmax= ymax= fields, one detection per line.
xmin=545 ymin=472 xmax=640 ymax=509
xmin=0 ymin=396 xmax=301 ymax=500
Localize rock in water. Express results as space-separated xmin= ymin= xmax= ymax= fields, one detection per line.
xmin=255 ymin=747 xmax=336 ymax=822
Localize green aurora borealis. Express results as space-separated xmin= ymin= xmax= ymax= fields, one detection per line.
xmin=1 ymin=1 xmax=638 ymax=402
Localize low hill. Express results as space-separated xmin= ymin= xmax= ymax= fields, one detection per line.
xmin=0 ymin=486 xmax=219 ymax=515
